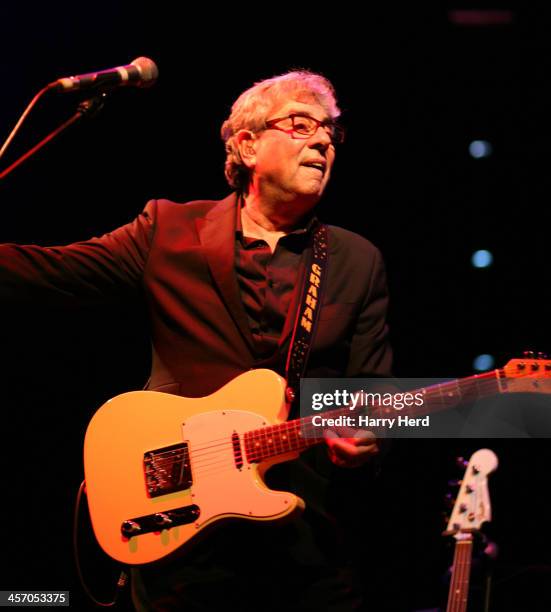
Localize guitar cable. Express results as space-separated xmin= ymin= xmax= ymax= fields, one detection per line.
xmin=73 ymin=480 xmax=129 ymax=607
xmin=73 ymin=379 xmax=150 ymax=607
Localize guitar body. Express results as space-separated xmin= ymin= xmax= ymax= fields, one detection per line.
xmin=84 ymin=369 xmax=302 ymax=565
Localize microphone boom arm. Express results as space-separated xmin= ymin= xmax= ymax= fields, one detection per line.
xmin=0 ymin=93 xmax=107 ymax=181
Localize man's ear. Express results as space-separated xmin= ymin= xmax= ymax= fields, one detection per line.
xmin=236 ymin=130 xmax=257 ymax=169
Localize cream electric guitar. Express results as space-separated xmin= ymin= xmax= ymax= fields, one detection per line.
xmin=443 ymin=448 xmax=498 ymax=612
xmin=84 ymin=357 xmax=549 ymax=565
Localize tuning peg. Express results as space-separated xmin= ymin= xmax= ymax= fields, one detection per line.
xmin=448 ymin=479 xmax=462 ymax=487
xmin=523 ymin=350 xmax=535 ymax=359
xmin=537 ymin=352 xmax=548 ymax=359
xmin=483 ymin=538 xmax=499 ymax=560
xmin=456 ymin=456 xmax=468 ymax=469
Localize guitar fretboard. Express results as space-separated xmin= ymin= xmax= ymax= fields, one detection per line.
xmin=243 ymin=369 xmax=504 ymax=463
xmin=446 ymin=537 xmax=473 ymax=612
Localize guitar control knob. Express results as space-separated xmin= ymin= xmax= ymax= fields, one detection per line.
xmin=154 ymin=513 xmax=173 ymax=526
xmin=121 ymin=520 xmax=142 ymax=537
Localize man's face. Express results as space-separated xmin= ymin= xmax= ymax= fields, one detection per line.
xmin=248 ymin=99 xmax=337 ymax=209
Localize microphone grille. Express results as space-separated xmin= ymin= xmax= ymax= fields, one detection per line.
xmin=131 ymin=57 xmax=159 ymax=87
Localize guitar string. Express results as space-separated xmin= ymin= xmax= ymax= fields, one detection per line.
xmin=149 ymin=430 xmax=312 ymax=471
xmin=144 ymin=424 xmax=307 ymax=469
xmin=447 ymin=538 xmax=459 ymax=612
xmin=149 ymin=422 xmax=306 ymax=463
xmin=463 ymin=541 xmax=473 ymax=611
xmin=146 ymin=420 xmax=306 ymax=460
xmin=141 ymin=375 xmax=516 ymax=465
xmin=451 ymin=539 xmax=469 ymax=612
xmin=458 ymin=541 xmax=469 ymax=612
xmin=450 ymin=539 xmax=471 ymax=612
xmin=142 ymin=388 xmax=488 ymax=462
xmin=147 ymin=404 xmax=518 ymax=475
xmin=144 ymin=369 xmax=535 ymax=462
xmin=141 ymin=371 xmax=541 ymax=477
xmin=144 ymin=422 xmax=308 ymax=466
xmin=449 ymin=540 xmax=461 ymax=612
xmin=449 ymin=467 xmax=478 ymax=612
xmin=452 ymin=475 xmax=476 ymax=612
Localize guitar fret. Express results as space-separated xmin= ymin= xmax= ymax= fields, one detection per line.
xmin=288 ymin=422 xmax=297 ymax=451
xmin=244 ymin=368 xmax=513 ymax=465
xmin=280 ymin=422 xmax=292 ymax=453
xmin=290 ymin=421 xmax=302 ymax=452
xmin=251 ymin=430 xmax=262 ymax=462
xmin=264 ymin=425 xmax=273 ymax=460
xmin=257 ymin=425 xmax=266 ymax=461
xmin=447 ymin=538 xmax=473 ymax=612
xmin=272 ymin=424 xmax=281 ymax=456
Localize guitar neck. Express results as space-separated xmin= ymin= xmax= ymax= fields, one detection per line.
xmin=446 ymin=535 xmax=473 ymax=612
xmin=244 ymin=369 xmax=507 ymax=463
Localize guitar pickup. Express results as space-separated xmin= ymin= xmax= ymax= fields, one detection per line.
xmin=144 ymin=443 xmax=192 ymax=498
xmin=232 ymin=432 xmax=243 ymax=469
xmin=121 ymin=504 xmax=200 ymax=538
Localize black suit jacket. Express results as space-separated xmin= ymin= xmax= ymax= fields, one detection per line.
xmin=2 ymin=193 xmax=394 ymax=606
xmin=0 ymin=193 xmax=391 ymax=395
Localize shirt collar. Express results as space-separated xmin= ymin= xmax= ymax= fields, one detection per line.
xmin=235 ymin=196 xmax=319 ymax=240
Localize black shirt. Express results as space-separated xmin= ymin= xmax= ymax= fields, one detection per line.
xmin=235 ymin=203 xmax=318 ymax=362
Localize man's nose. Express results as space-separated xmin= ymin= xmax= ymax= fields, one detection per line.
xmin=309 ymin=124 xmax=332 ymax=149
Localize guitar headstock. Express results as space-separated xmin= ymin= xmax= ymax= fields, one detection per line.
xmin=444 ymin=448 xmax=498 ymax=537
xmin=503 ymin=353 xmax=551 ymax=394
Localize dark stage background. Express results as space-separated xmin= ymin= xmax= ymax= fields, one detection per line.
xmin=1 ymin=4 xmax=549 ymax=611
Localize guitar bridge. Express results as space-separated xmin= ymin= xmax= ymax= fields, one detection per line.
xmin=144 ymin=443 xmax=192 ymax=497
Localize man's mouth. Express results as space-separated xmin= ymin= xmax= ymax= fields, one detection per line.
xmin=301 ymin=161 xmax=326 ymax=173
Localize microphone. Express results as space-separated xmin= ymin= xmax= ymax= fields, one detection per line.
xmin=50 ymin=57 xmax=159 ymax=93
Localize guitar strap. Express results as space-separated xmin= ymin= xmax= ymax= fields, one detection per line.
xmin=284 ymin=223 xmax=328 ymax=405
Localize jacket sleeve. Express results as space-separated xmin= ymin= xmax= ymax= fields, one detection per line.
xmin=0 ymin=201 xmax=156 ymax=303
xmin=346 ymin=246 xmax=393 ymax=378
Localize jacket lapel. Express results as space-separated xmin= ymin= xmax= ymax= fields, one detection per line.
xmin=196 ymin=194 xmax=255 ymax=351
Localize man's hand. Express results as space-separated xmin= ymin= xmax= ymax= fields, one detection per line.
xmin=324 ymin=428 xmax=379 ymax=468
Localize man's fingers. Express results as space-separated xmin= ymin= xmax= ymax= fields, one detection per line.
xmin=324 ymin=428 xmax=377 ymax=447
xmin=329 ymin=437 xmax=378 ymax=456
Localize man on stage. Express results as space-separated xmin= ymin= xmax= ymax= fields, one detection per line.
xmin=1 ymin=70 xmax=392 ymax=610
